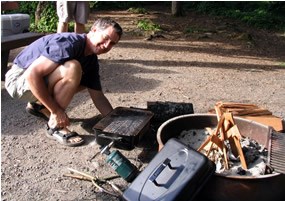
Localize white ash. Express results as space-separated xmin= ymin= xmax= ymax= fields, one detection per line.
xmin=178 ymin=129 xmax=270 ymax=177
xmin=178 ymin=129 xmax=210 ymax=150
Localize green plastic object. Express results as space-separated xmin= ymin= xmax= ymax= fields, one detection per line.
xmin=106 ymin=150 xmax=138 ymax=182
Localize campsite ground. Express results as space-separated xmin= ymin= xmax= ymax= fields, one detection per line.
xmin=1 ymin=5 xmax=285 ymax=201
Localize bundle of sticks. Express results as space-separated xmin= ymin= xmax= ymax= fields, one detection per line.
xmin=199 ymin=103 xmax=248 ymax=170
xmin=208 ymin=101 xmax=272 ymax=116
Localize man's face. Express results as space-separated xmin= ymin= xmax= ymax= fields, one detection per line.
xmin=89 ymin=26 xmax=120 ymax=55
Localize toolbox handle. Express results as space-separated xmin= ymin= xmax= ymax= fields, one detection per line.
xmin=149 ymin=158 xmax=176 ymax=186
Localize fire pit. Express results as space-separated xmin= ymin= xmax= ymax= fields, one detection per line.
xmin=157 ymin=114 xmax=285 ymax=201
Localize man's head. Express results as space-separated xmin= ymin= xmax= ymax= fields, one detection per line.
xmin=87 ymin=18 xmax=123 ymax=55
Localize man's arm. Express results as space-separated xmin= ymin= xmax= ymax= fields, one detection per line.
xmin=88 ymin=88 xmax=113 ymax=117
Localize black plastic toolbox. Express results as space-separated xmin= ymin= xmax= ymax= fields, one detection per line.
xmin=123 ymin=138 xmax=216 ymax=201
xmin=93 ymin=107 xmax=153 ymax=150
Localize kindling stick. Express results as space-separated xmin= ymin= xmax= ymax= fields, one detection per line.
xmin=66 ymin=167 xmax=123 ymax=197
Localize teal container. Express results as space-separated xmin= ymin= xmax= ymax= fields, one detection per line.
xmin=106 ymin=150 xmax=138 ymax=182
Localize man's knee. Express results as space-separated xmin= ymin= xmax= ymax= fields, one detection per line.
xmin=59 ymin=60 xmax=82 ymax=90
xmin=48 ymin=60 xmax=82 ymax=89
xmin=64 ymin=60 xmax=81 ymax=69
xmin=62 ymin=60 xmax=82 ymax=78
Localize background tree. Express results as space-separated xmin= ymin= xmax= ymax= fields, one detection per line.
xmin=3 ymin=1 xmax=284 ymax=33
xmin=35 ymin=1 xmax=46 ymax=26
xmin=171 ymin=1 xmax=184 ymax=17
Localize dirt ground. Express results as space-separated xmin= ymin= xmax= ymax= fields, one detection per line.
xmin=1 ymin=6 xmax=285 ymax=201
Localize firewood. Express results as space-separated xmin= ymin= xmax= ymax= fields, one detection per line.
xmin=220 ymin=102 xmax=258 ymax=108
xmin=232 ymin=136 xmax=248 ymax=170
xmin=198 ymin=113 xmax=230 ymax=169
xmin=225 ymin=124 xmax=247 ymax=169
xmin=214 ymin=106 xmax=230 ymax=169
xmin=233 ymin=108 xmax=272 ymax=116
xmin=198 ymin=136 xmax=212 ymax=152
xmin=226 ymin=125 xmax=242 ymax=139
xmin=210 ymin=101 xmax=272 ymax=117
xmin=199 ymin=111 xmax=248 ymax=170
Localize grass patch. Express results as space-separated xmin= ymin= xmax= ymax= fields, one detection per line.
xmin=137 ymin=19 xmax=161 ymax=31
xmin=127 ymin=7 xmax=148 ymax=14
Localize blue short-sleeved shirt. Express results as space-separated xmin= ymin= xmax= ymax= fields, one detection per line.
xmin=13 ymin=33 xmax=101 ymax=90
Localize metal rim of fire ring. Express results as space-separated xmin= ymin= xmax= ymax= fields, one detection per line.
xmin=156 ymin=113 xmax=281 ymax=179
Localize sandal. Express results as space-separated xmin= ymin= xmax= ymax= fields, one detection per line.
xmin=46 ymin=125 xmax=85 ymax=147
xmin=26 ymin=102 xmax=50 ymax=121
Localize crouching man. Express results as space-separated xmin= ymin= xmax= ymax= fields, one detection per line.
xmin=5 ymin=18 xmax=123 ymax=147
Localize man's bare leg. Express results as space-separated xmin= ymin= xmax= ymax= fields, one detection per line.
xmin=57 ymin=22 xmax=68 ymax=33
xmin=48 ymin=60 xmax=82 ymax=109
xmin=47 ymin=60 xmax=82 ymax=143
xmin=26 ymin=60 xmax=83 ymax=120
xmin=74 ymin=22 xmax=86 ymax=33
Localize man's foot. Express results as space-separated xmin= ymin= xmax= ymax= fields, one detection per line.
xmin=26 ymin=102 xmax=50 ymax=121
xmin=46 ymin=125 xmax=84 ymax=147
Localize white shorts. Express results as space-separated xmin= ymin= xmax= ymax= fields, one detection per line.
xmin=57 ymin=1 xmax=89 ymax=24
xmin=5 ymin=65 xmax=37 ymax=102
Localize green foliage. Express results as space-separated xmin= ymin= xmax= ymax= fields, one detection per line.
xmin=4 ymin=2 xmax=57 ymax=33
xmin=89 ymin=1 xmax=99 ymax=9
xmin=6 ymin=1 xmax=284 ymax=33
xmin=93 ymin=1 xmax=145 ymax=10
xmin=127 ymin=7 xmax=148 ymax=14
xmin=279 ymin=62 xmax=285 ymax=67
xmin=18 ymin=1 xmax=38 ymax=16
xmin=186 ymin=2 xmax=285 ymax=31
xmin=32 ymin=2 xmax=58 ymax=33
xmin=68 ymin=22 xmax=75 ymax=32
xmin=137 ymin=19 xmax=161 ymax=31
xmin=185 ymin=27 xmax=194 ymax=34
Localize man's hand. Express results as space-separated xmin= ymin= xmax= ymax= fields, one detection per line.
xmin=88 ymin=89 xmax=113 ymax=117
xmin=48 ymin=109 xmax=70 ymax=129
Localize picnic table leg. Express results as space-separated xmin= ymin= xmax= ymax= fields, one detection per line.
xmin=1 ymin=50 xmax=10 ymax=81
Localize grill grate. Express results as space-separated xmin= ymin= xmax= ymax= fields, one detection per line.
xmin=269 ymin=131 xmax=285 ymax=174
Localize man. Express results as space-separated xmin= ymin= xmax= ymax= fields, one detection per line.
xmin=5 ymin=18 xmax=123 ymax=147
xmin=57 ymin=1 xmax=90 ymax=33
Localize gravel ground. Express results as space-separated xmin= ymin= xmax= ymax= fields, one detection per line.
xmin=1 ymin=6 xmax=285 ymax=201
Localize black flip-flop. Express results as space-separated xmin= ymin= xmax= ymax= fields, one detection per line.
xmin=26 ymin=102 xmax=49 ymax=121
xmin=46 ymin=126 xmax=85 ymax=147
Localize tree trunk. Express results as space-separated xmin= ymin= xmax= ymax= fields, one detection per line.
xmin=171 ymin=1 xmax=184 ymax=17
xmin=35 ymin=1 xmax=46 ymax=25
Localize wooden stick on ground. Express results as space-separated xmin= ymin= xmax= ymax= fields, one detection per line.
xmin=66 ymin=168 xmax=123 ymax=197
xmin=63 ymin=173 xmax=91 ymax=181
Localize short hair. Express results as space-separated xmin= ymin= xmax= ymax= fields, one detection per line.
xmin=91 ymin=18 xmax=123 ymax=39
